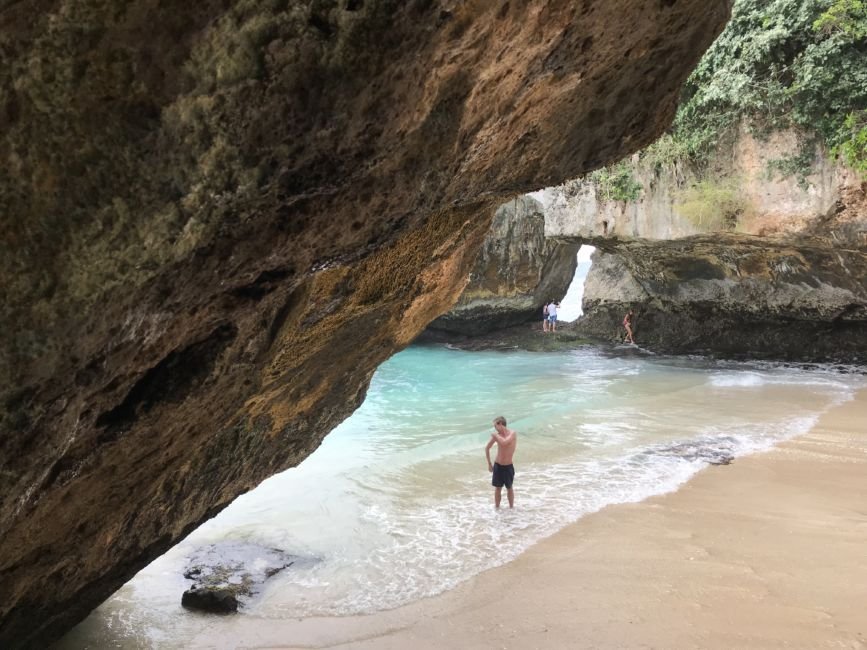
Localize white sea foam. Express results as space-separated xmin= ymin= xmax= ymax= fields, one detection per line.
xmin=252 ymin=413 xmax=832 ymax=619
xmin=709 ymin=371 xmax=766 ymax=387
xmin=709 ymin=367 xmax=856 ymax=390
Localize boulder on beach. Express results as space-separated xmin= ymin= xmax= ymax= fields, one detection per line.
xmin=181 ymin=587 xmax=240 ymax=614
xmin=180 ymin=542 xmax=308 ymax=614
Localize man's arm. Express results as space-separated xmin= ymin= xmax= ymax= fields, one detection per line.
xmin=490 ymin=430 xmax=513 ymax=445
xmin=485 ymin=437 xmax=495 ymax=471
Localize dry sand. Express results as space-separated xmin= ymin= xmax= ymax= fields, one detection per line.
xmin=195 ymin=389 xmax=867 ymax=650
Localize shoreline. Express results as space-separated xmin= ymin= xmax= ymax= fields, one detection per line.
xmin=188 ymin=388 xmax=867 ymax=649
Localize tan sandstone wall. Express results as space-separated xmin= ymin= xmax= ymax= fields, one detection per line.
xmin=542 ymin=125 xmax=863 ymax=244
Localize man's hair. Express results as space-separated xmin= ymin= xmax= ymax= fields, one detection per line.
xmin=493 ymin=416 xmax=507 ymax=426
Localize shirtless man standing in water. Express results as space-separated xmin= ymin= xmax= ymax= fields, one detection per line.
xmin=485 ymin=416 xmax=517 ymax=508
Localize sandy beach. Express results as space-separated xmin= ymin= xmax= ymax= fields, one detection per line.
xmin=191 ymin=388 xmax=867 ymax=650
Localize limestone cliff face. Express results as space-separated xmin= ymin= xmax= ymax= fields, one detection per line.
xmin=0 ymin=1 xmax=729 ymax=646
xmin=541 ymin=124 xmax=866 ymax=360
xmin=425 ymin=196 xmax=578 ymax=336
xmin=544 ymin=153 xmax=700 ymax=240
xmin=575 ymin=236 xmax=867 ymax=362
xmin=542 ymin=126 xmax=866 ymax=247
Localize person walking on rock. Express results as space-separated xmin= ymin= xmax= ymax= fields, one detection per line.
xmin=485 ymin=416 xmax=517 ymax=509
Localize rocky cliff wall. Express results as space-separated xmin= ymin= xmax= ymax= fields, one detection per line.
xmin=0 ymin=1 xmax=729 ymax=646
xmin=425 ymin=195 xmax=578 ymax=336
xmin=541 ymin=123 xmax=866 ymax=361
xmin=542 ymin=125 xmax=865 ymax=247
xmin=543 ymin=153 xmax=700 ymax=239
xmin=574 ymin=235 xmax=867 ymax=362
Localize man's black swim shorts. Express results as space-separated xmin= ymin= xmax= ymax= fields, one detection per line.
xmin=491 ymin=462 xmax=515 ymax=489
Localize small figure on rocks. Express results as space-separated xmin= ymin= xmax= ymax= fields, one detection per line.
xmin=547 ymin=300 xmax=559 ymax=332
xmin=623 ymin=309 xmax=635 ymax=344
xmin=542 ymin=302 xmax=549 ymax=332
xmin=485 ymin=416 xmax=518 ymax=508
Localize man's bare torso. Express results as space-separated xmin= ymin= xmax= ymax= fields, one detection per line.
xmin=495 ymin=428 xmax=517 ymax=465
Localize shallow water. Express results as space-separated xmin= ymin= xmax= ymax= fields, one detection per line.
xmin=58 ymin=345 xmax=864 ymax=649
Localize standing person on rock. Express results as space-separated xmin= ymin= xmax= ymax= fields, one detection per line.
xmin=542 ymin=302 xmax=549 ymax=332
xmin=485 ymin=416 xmax=517 ymax=509
xmin=623 ymin=308 xmax=635 ymax=344
xmin=547 ymin=300 xmax=559 ymax=333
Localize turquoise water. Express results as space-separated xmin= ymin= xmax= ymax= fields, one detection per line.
xmin=59 ymin=345 xmax=864 ymax=649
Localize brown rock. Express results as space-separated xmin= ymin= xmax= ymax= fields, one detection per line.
xmin=0 ymin=1 xmax=729 ymax=646
xmin=425 ymin=195 xmax=579 ymax=337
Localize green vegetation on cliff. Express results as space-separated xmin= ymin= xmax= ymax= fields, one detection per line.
xmin=671 ymin=0 xmax=867 ymax=172
xmin=585 ymin=0 xmax=867 ymax=199
xmin=588 ymin=161 xmax=643 ymax=202
xmin=674 ymin=178 xmax=747 ymax=230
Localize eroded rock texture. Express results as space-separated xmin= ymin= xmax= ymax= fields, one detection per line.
xmin=424 ymin=195 xmax=578 ymax=337
xmin=543 ymin=125 xmax=867 ymax=249
xmin=0 ymin=1 xmax=729 ymax=646
xmin=574 ymin=235 xmax=867 ymax=361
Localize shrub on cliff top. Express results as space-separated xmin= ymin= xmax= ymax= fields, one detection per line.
xmin=674 ymin=178 xmax=747 ymax=231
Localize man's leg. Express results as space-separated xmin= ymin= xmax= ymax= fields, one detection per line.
xmin=494 ymin=486 xmax=502 ymax=508
xmin=506 ymin=488 xmax=514 ymax=508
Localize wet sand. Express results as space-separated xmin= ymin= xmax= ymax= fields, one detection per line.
xmin=193 ymin=389 xmax=867 ymax=650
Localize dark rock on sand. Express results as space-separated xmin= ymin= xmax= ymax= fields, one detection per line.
xmin=182 ymin=588 xmax=240 ymax=614
xmin=180 ymin=543 xmax=304 ymax=614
